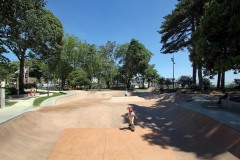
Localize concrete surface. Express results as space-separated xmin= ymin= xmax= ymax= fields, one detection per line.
xmin=0 ymin=91 xmax=239 ymax=160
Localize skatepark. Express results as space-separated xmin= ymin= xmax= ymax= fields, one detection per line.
xmin=0 ymin=90 xmax=240 ymax=160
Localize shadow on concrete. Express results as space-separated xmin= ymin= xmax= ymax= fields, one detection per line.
xmin=131 ymin=91 xmax=164 ymax=100
xmin=121 ymin=95 xmax=240 ymax=159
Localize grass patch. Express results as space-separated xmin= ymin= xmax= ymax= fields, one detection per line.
xmin=6 ymin=101 xmax=17 ymax=107
xmin=33 ymin=92 xmax=66 ymax=106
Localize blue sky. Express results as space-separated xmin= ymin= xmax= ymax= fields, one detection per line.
xmin=5 ymin=0 xmax=238 ymax=84
xmin=45 ymin=0 xmax=193 ymax=80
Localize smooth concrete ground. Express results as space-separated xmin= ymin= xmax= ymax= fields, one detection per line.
xmin=0 ymin=91 xmax=239 ymax=160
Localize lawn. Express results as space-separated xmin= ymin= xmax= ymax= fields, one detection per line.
xmin=33 ymin=92 xmax=66 ymax=106
xmin=6 ymin=101 xmax=17 ymax=107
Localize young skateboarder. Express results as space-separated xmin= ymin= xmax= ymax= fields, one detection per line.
xmin=128 ymin=107 xmax=138 ymax=131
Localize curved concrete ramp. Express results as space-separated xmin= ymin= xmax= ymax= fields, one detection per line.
xmin=48 ymin=128 xmax=175 ymax=160
xmin=0 ymin=91 xmax=240 ymax=160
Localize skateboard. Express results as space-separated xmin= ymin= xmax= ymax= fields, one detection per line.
xmin=129 ymin=124 xmax=135 ymax=132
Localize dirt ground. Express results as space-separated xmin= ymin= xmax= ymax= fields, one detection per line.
xmin=0 ymin=90 xmax=239 ymax=160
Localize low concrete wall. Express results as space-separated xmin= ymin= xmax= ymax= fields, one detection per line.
xmin=221 ymin=99 xmax=240 ymax=113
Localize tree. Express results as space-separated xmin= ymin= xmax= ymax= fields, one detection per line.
xmin=124 ymin=39 xmax=152 ymax=88
xmin=68 ymin=69 xmax=90 ymax=89
xmin=99 ymin=41 xmax=119 ymax=88
xmin=81 ymin=44 xmax=102 ymax=88
xmin=165 ymin=78 xmax=172 ymax=89
xmin=177 ymin=75 xmax=193 ymax=88
xmin=159 ymin=0 xmax=210 ymax=90
xmin=140 ymin=64 xmax=159 ymax=88
xmin=0 ymin=60 xmax=10 ymax=81
xmin=194 ymin=0 xmax=240 ymax=90
xmin=24 ymin=60 xmax=45 ymax=82
xmin=55 ymin=59 xmax=73 ymax=90
xmin=61 ymin=34 xmax=82 ymax=68
xmin=115 ymin=43 xmax=129 ymax=66
xmin=0 ymin=0 xmax=63 ymax=93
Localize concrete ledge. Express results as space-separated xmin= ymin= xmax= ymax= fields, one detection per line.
xmin=221 ymin=99 xmax=240 ymax=113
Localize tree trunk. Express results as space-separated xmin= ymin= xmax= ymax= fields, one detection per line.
xmin=148 ymin=80 xmax=151 ymax=88
xmin=198 ymin=64 xmax=203 ymax=91
xmin=61 ymin=78 xmax=65 ymax=90
xmin=192 ymin=62 xmax=197 ymax=85
xmin=217 ymin=71 xmax=221 ymax=89
xmin=220 ymin=70 xmax=225 ymax=90
xmin=127 ymin=79 xmax=131 ymax=89
xmin=106 ymin=81 xmax=110 ymax=89
xmin=191 ymin=14 xmax=197 ymax=86
xmin=19 ymin=57 xmax=25 ymax=94
xmin=142 ymin=79 xmax=145 ymax=89
xmin=116 ymin=79 xmax=119 ymax=88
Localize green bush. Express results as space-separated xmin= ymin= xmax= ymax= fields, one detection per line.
xmin=24 ymin=83 xmax=36 ymax=89
xmin=6 ymin=87 xmax=18 ymax=95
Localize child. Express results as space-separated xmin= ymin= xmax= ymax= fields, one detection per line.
xmin=128 ymin=107 xmax=138 ymax=127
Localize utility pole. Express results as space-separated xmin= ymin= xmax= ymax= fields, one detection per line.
xmin=47 ymin=52 xmax=49 ymax=96
xmin=171 ymin=54 xmax=175 ymax=89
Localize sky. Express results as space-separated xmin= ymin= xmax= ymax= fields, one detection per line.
xmin=5 ymin=0 xmax=239 ymax=85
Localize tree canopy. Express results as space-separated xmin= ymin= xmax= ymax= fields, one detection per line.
xmin=0 ymin=0 xmax=63 ymax=93
xmin=159 ymin=0 xmax=240 ymax=90
xmin=124 ymin=39 xmax=152 ymax=88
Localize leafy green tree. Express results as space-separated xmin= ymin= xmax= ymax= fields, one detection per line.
xmin=158 ymin=77 xmax=165 ymax=86
xmin=124 ymin=39 xmax=152 ymax=88
xmin=56 ymin=59 xmax=73 ymax=90
xmin=0 ymin=62 xmax=10 ymax=81
xmin=0 ymin=54 xmax=11 ymax=81
xmin=159 ymin=0 xmax=210 ymax=90
xmin=203 ymin=78 xmax=212 ymax=89
xmin=68 ymin=69 xmax=90 ymax=89
xmin=234 ymin=79 xmax=240 ymax=86
xmin=165 ymin=78 xmax=172 ymax=89
xmin=0 ymin=0 xmax=63 ymax=93
xmin=194 ymin=0 xmax=240 ymax=89
xmin=115 ymin=43 xmax=129 ymax=66
xmin=99 ymin=41 xmax=119 ymax=88
xmin=81 ymin=44 xmax=102 ymax=87
xmin=61 ymin=34 xmax=82 ymax=68
xmin=177 ymin=75 xmax=193 ymax=88
xmin=116 ymin=67 xmax=125 ymax=88
xmin=24 ymin=60 xmax=45 ymax=82
xmin=140 ymin=64 xmax=159 ymax=88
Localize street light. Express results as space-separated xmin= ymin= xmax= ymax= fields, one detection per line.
xmin=171 ymin=54 xmax=175 ymax=89
xmin=47 ymin=52 xmax=49 ymax=96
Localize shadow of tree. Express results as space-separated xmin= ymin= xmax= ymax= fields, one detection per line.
xmin=119 ymin=96 xmax=240 ymax=159
xmin=131 ymin=91 xmax=162 ymax=100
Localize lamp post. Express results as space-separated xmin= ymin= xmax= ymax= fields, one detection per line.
xmin=171 ymin=54 xmax=175 ymax=89
xmin=47 ymin=52 xmax=49 ymax=96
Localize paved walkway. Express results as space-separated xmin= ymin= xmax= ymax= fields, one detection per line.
xmin=0 ymin=98 xmax=36 ymax=124
xmin=0 ymin=91 xmax=75 ymax=124
xmin=0 ymin=92 xmax=53 ymax=124
xmin=179 ymin=100 xmax=240 ymax=132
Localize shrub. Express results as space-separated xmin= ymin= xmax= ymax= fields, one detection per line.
xmin=6 ymin=87 xmax=18 ymax=95
xmin=24 ymin=83 xmax=36 ymax=89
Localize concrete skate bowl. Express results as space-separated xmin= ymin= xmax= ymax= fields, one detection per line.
xmin=55 ymin=90 xmax=128 ymax=105
xmin=0 ymin=91 xmax=239 ymax=160
xmin=222 ymin=97 xmax=240 ymax=113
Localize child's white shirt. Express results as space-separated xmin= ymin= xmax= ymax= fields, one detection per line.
xmin=128 ymin=111 xmax=135 ymax=120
